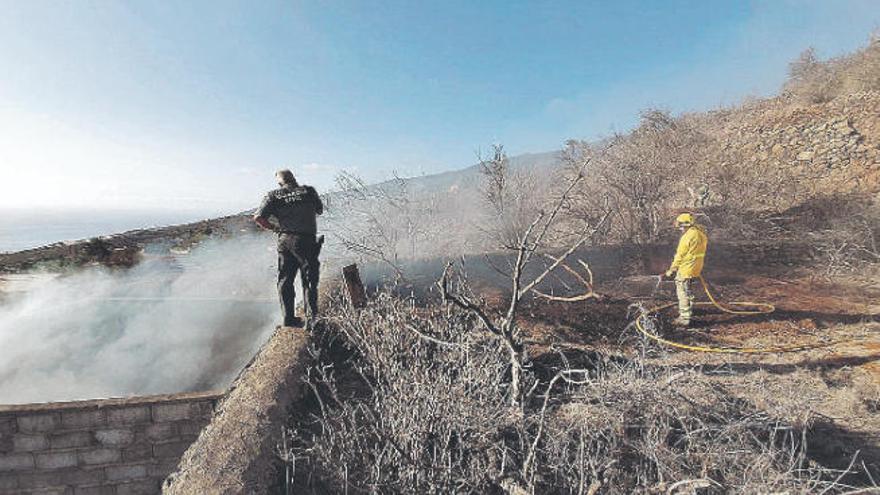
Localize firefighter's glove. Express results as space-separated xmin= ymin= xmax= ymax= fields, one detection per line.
xmin=663 ymin=270 xmax=675 ymax=280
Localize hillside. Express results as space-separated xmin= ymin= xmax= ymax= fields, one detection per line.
xmin=700 ymin=89 xmax=880 ymax=205
xmin=272 ymin=40 xmax=880 ymax=494
xmin=375 ymin=151 xmax=560 ymax=195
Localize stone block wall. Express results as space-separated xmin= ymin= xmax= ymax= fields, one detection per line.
xmin=164 ymin=327 xmax=310 ymax=495
xmin=0 ymin=391 xmax=222 ymax=495
xmin=707 ymin=91 xmax=880 ymax=207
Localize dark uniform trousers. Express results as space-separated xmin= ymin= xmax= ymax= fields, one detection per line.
xmin=277 ymin=233 xmax=320 ymax=326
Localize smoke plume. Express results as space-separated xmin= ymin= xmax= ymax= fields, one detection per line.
xmin=0 ymin=234 xmax=286 ymax=404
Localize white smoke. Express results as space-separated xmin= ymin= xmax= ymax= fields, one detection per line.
xmin=0 ymin=234 xmax=288 ymax=404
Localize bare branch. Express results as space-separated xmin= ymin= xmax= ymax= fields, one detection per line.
xmin=402 ymin=323 xmax=463 ymax=348
xmin=524 ymin=154 xmax=594 ymax=261
xmin=517 ymin=209 xmax=612 ymax=299
xmin=437 ymin=262 xmax=500 ymax=336
xmin=531 ymin=257 xmax=603 ymax=302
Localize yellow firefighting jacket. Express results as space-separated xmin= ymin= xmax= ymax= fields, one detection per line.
xmin=669 ymin=224 xmax=708 ymax=279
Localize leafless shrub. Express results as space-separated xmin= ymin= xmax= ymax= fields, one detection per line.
xmin=448 ymin=145 xmax=611 ymax=405
xmin=286 ymin=291 xmax=519 ymax=493
xmin=284 ymin=292 xmax=863 ymax=494
xmin=707 ymin=140 xmax=811 ymax=215
xmin=563 ymin=110 xmax=711 ymax=244
xmin=535 ymin=361 xmax=845 ymax=494
xmin=785 ymin=38 xmax=880 ymax=103
xmin=786 ymin=47 xmax=841 ymax=104
xmin=807 ymin=201 xmax=880 ymax=276
xmin=325 ymin=171 xmax=457 ymax=277
xmin=478 ymin=145 xmax=550 ymax=250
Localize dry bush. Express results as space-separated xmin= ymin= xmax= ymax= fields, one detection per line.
xmin=563 ymin=110 xmax=711 ymax=245
xmin=286 ymin=292 xmax=521 ymax=493
xmin=459 ymin=143 xmax=611 ymax=405
xmin=325 ymin=172 xmax=459 ymax=277
xmin=785 ymin=38 xmax=880 ymax=104
xmin=537 ymin=363 xmax=832 ymax=494
xmin=700 ymin=195 xmax=880 ymax=272
xmin=706 ymin=140 xmax=811 ymax=215
xmin=800 ymin=197 xmax=880 ymax=275
xmin=478 ymin=145 xmax=552 ymax=251
xmin=283 ymin=292 xmax=865 ymax=494
xmin=786 ymin=47 xmax=841 ymax=104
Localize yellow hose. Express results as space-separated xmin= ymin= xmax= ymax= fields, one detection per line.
xmin=633 ymin=276 xmax=840 ymax=354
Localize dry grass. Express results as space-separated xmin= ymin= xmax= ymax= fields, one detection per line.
xmin=286 ymin=292 xmax=515 ymax=493
xmin=785 ymin=39 xmax=880 ymax=104
xmin=282 ymin=291 xmax=874 ymax=494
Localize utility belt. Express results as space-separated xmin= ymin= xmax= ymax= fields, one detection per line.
xmin=276 ymin=232 xmax=325 ymax=255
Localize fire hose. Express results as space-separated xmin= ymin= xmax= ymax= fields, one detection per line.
xmin=633 ymin=275 xmax=846 ymax=354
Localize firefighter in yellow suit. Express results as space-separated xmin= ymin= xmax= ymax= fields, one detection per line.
xmin=664 ymin=213 xmax=708 ymax=327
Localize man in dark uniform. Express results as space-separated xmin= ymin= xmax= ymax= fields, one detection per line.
xmin=254 ymin=170 xmax=323 ymax=327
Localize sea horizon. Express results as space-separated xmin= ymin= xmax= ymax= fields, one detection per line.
xmin=0 ymin=207 xmax=230 ymax=253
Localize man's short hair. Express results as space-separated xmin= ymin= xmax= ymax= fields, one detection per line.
xmin=276 ymin=169 xmax=297 ymax=186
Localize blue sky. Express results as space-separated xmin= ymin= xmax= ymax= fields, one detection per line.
xmin=0 ymin=0 xmax=878 ymax=214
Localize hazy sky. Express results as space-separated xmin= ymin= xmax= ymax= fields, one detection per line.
xmin=0 ymin=1 xmax=878 ymax=215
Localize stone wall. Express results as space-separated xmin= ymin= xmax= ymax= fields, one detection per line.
xmin=164 ymin=327 xmax=310 ymax=495
xmin=704 ymin=90 xmax=880 ymax=207
xmin=0 ymin=391 xmax=222 ymax=495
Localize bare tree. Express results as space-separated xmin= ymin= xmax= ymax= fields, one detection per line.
xmin=440 ymin=145 xmax=611 ymax=406
xmin=563 ymin=111 xmax=709 ymax=244
xmin=477 ymin=144 xmax=549 ymax=251
xmin=325 ymin=171 xmax=455 ymax=278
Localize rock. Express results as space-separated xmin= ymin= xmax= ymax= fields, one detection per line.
xmin=797 ymin=151 xmax=815 ymax=161
xmin=833 ymin=120 xmax=855 ymax=134
xmin=771 ymin=143 xmax=785 ymax=156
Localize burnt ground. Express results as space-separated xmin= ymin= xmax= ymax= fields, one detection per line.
xmin=277 ymin=238 xmax=880 ymax=490
xmin=510 ymin=249 xmax=880 ymax=481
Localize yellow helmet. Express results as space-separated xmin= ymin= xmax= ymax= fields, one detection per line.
xmin=675 ymin=213 xmax=695 ymax=226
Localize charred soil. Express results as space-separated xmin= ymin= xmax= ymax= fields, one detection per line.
xmin=514 ymin=246 xmax=880 ymax=483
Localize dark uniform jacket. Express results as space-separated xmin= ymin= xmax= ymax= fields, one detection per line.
xmin=255 ymin=184 xmax=323 ymax=234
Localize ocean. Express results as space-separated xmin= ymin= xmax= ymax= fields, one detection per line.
xmin=0 ymin=209 xmax=219 ymax=253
